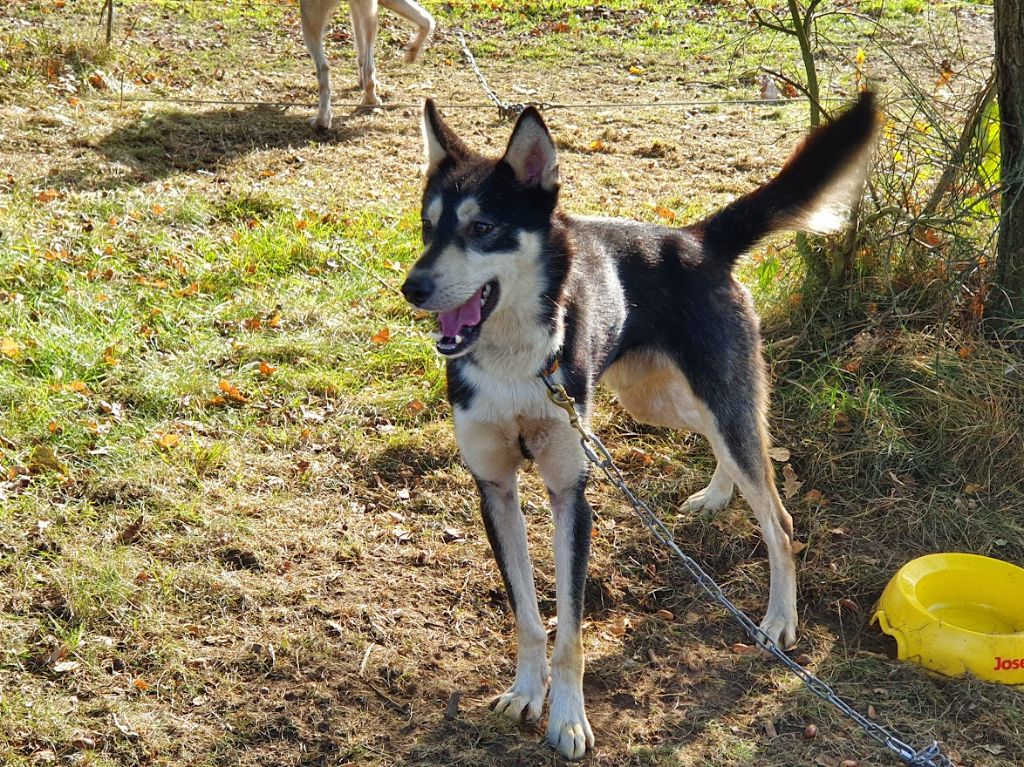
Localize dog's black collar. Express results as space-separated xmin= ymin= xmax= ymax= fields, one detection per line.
xmin=539 ymin=353 xmax=560 ymax=378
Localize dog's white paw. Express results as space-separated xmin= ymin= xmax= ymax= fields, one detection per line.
xmin=759 ymin=603 xmax=798 ymax=650
xmin=491 ymin=674 xmax=547 ymax=723
xmin=680 ymin=483 xmax=732 ymax=513
xmin=546 ymin=689 xmax=594 ymax=761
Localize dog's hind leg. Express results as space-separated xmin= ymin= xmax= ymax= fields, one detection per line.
xmin=533 ymin=424 xmax=595 ymax=761
xmin=300 ymin=0 xmax=339 ymax=130
xmin=349 ymin=0 xmax=382 ymax=107
xmin=455 ymin=418 xmax=549 ymax=723
xmin=379 ymin=0 xmax=434 ymax=62
xmin=706 ymin=412 xmax=798 ymax=649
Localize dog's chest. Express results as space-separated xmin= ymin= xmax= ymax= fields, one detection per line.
xmin=454 ymin=362 xmax=560 ymax=424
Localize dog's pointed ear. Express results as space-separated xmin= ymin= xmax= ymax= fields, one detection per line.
xmin=501 ymin=108 xmax=559 ymax=191
xmin=422 ymin=98 xmax=466 ymax=174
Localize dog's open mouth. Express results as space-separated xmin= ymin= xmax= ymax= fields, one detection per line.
xmin=431 ymin=280 xmax=500 ymax=357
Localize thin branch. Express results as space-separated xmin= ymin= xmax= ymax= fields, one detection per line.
xmin=921 ymin=69 xmax=997 ymax=218
xmin=758 ymin=66 xmax=832 ymax=123
xmin=741 ymin=0 xmax=797 ymax=36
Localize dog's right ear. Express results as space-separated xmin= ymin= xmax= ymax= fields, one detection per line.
xmin=422 ymin=99 xmax=466 ymax=175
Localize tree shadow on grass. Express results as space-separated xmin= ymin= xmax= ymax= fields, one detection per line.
xmin=63 ymin=104 xmax=384 ymax=190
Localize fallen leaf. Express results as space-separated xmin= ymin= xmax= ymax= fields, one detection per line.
xmin=52 ymin=660 xmax=80 ymax=673
xmin=258 ymin=361 xmax=277 ymax=377
xmin=763 ymin=720 xmax=778 ymax=739
xmin=442 ymin=527 xmax=466 ymax=543
xmin=1 ymin=337 xmax=21 ymax=359
xmin=405 ymin=399 xmax=425 ymax=415
xmin=655 ymin=206 xmax=676 ymax=222
xmin=654 ymin=609 xmax=674 ymax=621
xmin=589 ymin=138 xmax=607 ymax=152
xmin=67 ymin=380 xmax=91 ymax=396
xmin=768 ymin=447 xmax=790 ymax=462
xmin=116 ymin=515 xmax=144 ymax=545
xmin=731 ymin=642 xmax=758 ymax=656
xmin=132 ymin=678 xmax=149 ymax=691
xmin=36 ymin=189 xmax=59 ymax=203
xmin=371 ymin=327 xmax=391 ymax=344
xmin=155 ymin=432 xmax=180 ymax=450
xmin=781 ymin=463 xmax=803 ymax=499
xmin=217 ymin=379 xmax=248 ymax=403
xmin=803 ymin=488 xmax=824 ymax=504
xmin=804 ymin=723 xmax=818 ymax=739
xmin=393 ymin=527 xmax=413 ymax=543
xmin=29 ymin=445 xmax=65 ymax=474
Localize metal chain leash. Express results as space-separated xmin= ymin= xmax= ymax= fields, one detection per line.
xmin=539 ymin=371 xmax=954 ymax=767
xmin=457 ymin=30 xmax=551 ymax=119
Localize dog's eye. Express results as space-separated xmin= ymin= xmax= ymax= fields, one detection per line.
xmin=471 ymin=221 xmax=495 ymax=237
xmin=421 ymin=218 xmax=433 ymax=234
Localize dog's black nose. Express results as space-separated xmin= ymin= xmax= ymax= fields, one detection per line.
xmin=401 ymin=274 xmax=435 ymax=305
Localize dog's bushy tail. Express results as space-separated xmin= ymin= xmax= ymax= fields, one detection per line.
xmin=699 ymin=92 xmax=879 ymax=268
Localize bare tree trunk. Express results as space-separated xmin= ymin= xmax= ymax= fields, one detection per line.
xmin=994 ymin=0 xmax=1024 ymax=321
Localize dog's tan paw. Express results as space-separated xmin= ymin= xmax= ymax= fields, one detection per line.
xmin=680 ymin=483 xmax=732 ymax=513
xmin=546 ymin=692 xmax=593 ymax=760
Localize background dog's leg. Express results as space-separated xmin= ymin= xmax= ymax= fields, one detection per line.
xmin=300 ymin=0 xmax=338 ymax=130
xmin=349 ymin=0 xmax=381 ymax=107
xmin=534 ymin=425 xmax=594 ymax=761
xmin=379 ymin=0 xmax=435 ymax=62
xmin=455 ymin=418 xmax=548 ymax=723
xmin=706 ymin=423 xmax=798 ymax=649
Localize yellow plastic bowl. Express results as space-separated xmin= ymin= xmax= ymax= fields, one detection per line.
xmin=872 ymin=553 xmax=1024 ymax=684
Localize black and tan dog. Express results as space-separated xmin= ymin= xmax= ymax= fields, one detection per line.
xmin=401 ymin=94 xmax=878 ymax=759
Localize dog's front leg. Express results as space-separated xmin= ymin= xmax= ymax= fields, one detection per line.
xmin=455 ymin=417 xmax=548 ymax=723
xmin=534 ymin=423 xmax=595 ymax=761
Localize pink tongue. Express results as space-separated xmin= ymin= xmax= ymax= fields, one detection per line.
xmin=438 ymin=288 xmax=483 ymax=337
